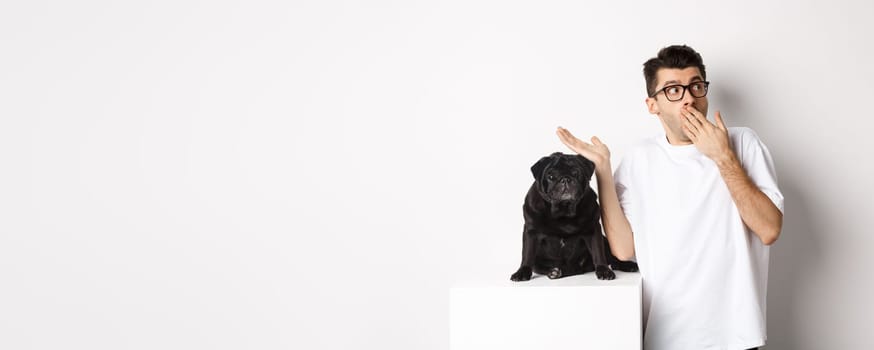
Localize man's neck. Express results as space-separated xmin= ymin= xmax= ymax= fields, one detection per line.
xmin=665 ymin=133 xmax=693 ymax=146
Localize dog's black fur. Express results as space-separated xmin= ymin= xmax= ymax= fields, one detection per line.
xmin=510 ymin=152 xmax=639 ymax=281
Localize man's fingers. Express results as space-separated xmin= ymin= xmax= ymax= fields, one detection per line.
xmin=682 ymin=108 xmax=703 ymax=127
xmin=556 ymin=127 xmax=593 ymax=154
xmin=591 ymin=136 xmax=603 ymax=145
xmin=558 ymin=127 xmax=582 ymax=140
xmin=683 ymin=115 xmax=699 ymax=133
xmin=557 ymin=127 xmax=590 ymax=145
xmin=557 ymin=129 xmax=575 ymax=146
xmin=715 ymin=111 xmax=727 ymax=131
xmin=556 ymin=128 xmax=573 ymax=144
xmin=557 ymin=127 xmax=571 ymax=140
xmin=682 ymin=124 xmax=697 ymax=142
xmin=684 ymin=106 xmax=713 ymax=127
xmin=680 ymin=109 xmax=696 ymax=126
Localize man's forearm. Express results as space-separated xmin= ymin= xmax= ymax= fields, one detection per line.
xmin=595 ymin=163 xmax=635 ymax=260
xmin=714 ymin=153 xmax=783 ymax=245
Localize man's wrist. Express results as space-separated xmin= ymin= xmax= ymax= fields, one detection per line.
xmin=595 ymin=161 xmax=613 ymax=179
xmin=712 ymin=150 xmax=739 ymax=169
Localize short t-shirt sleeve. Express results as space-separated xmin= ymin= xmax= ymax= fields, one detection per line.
xmin=737 ymin=128 xmax=785 ymax=214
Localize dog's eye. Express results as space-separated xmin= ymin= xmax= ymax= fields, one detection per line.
xmin=547 ymin=175 xmax=555 ymax=181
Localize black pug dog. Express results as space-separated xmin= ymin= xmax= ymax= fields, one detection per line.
xmin=510 ymin=152 xmax=638 ymax=281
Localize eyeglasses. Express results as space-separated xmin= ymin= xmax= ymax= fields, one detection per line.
xmin=649 ymin=81 xmax=710 ymax=101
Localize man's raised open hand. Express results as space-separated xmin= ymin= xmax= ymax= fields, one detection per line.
xmin=556 ymin=127 xmax=610 ymax=170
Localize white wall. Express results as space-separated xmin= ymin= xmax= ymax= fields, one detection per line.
xmin=1 ymin=1 xmax=872 ymax=349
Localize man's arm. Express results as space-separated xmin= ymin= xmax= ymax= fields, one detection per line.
xmin=681 ymin=107 xmax=783 ymax=245
xmin=556 ymin=127 xmax=635 ymax=260
xmin=593 ymin=161 xmax=635 ymax=260
xmin=713 ymin=153 xmax=783 ymax=245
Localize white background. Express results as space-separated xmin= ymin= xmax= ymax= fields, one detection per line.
xmin=2 ymin=0 xmax=872 ymax=349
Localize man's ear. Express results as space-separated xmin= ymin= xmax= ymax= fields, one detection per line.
xmin=646 ymin=97 xmax=660 ymax=115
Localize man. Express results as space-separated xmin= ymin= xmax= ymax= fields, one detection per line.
xmin=556 ymin=45 xmax=783 ymax=350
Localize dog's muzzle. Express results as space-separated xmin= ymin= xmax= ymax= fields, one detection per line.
xmin=555 ymin=180 xmax=577 ymax=200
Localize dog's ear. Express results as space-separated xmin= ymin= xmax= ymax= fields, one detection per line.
xmin=533 ymin=154 xmax=561 ymax=195
xmin=531 ymin=155 xmax=554 ymax=180
xmin=573 ymin=155 xmax=596 ymax=177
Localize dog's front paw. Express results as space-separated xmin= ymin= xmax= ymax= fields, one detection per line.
xmin=612 ymin=260 xmax=639 ymax=272
xmin=511 ymin=266 xmax=532 ymax=282
xmin=595 ymin=265 xmax=615 ymax=280
xmin=547 ymin=267 xmax=563 ymax=279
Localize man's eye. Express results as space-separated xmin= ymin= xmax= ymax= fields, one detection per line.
xmin=666 ymin=86 xmax=680 ymax=94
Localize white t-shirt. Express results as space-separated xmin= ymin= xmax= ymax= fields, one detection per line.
xmin=614 ymin=127 xmax=784 ymax=350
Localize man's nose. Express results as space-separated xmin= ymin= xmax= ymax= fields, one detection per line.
xmin=681 ymin=88 xmax=696 ymax=106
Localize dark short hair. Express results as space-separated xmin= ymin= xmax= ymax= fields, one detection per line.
xmin=643 ymin=45 xmax=706 ymax=97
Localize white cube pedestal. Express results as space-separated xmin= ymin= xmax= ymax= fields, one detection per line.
xmin=450 ymin=271 xmax=642 ymax=350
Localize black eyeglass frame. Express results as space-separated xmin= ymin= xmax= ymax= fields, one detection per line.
xmin=649 ymin=81 xmax=710 ymax=101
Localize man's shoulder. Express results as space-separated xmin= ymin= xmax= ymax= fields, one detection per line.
xmin=727 ymin=126 xmax=767 ymax=150
xmin=728 ymin=126 xmax=767 ymax=140
xmin=614 ymin=136 xmax=661 ymax=174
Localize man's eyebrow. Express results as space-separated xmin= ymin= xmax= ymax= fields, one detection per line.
xmin=659 ymin=76 xmax=704 ymax=88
